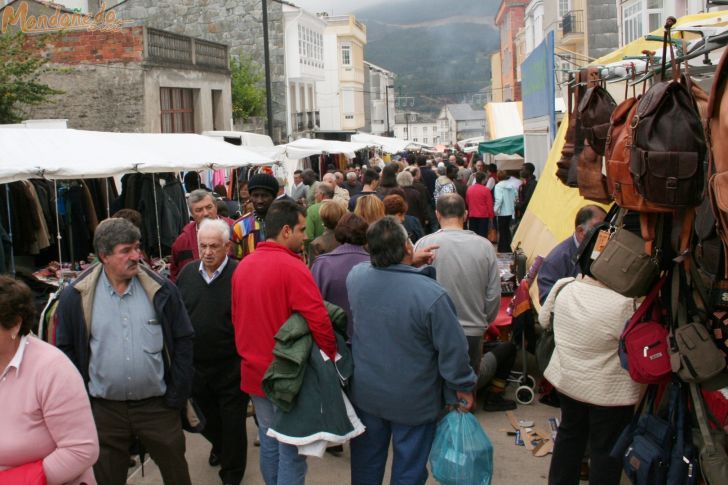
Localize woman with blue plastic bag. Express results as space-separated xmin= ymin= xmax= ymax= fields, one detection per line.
xmin=538 ymin=226 xmax=641 ymax=485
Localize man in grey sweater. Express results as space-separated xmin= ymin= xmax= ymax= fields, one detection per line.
xmin=415 ymin=193 xmax=515 ymax=411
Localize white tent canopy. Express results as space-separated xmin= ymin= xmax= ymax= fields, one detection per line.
xmin=350 ymin=133 xmax=431 ymax=153
xmin=0 ymin=129 xmax=273 ymax=184
xmin=278 ymin=137 xmax=373 ymax=160
xmin=494 ymin=152 xmax=524 ymax=171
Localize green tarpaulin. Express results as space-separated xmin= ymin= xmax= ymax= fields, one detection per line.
xmin=478 ymin=135 xmax=524 ymax=156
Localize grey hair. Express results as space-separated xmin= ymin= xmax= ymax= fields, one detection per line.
xmin=346 ymin=171 xmax=357 ymax=181
xmin=94 ymin=218 xmax=141 ymax=257
xmin=396 ymin=170 xmax=413 ymax=187
xmin=187 ymin=189 xmax=214 ymax=208
xmin=367 ymin=216 xmax=409 ymax=268
xmin=197 ymin=218 xmax=230 ymax=244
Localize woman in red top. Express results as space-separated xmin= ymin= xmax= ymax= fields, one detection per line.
xmin=465 ymin=172 xmax=495 ymax=238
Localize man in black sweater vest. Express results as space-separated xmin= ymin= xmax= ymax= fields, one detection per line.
xmin=177 ymin=218 xmax=248 ymax=485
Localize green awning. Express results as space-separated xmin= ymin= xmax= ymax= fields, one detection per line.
xmin=478 ymin=135 xmax=524 ymax=156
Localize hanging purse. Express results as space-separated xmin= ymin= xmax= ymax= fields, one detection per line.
xmin=618 ymin=276 xmax=671 ymax=384
xmin=689 ymin=382 xmax=728 ymax=485
xmin=591 ymin=208 xmax=661 ymax=298
xmin=668 ymin=269 xmax=727 ymax=384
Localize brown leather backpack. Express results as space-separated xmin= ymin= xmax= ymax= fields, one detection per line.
xmin=629 ymin=18 xmax=706 ymax=209
xmin=606 ymin=97 xmax=671 ymax=213
xmin=707 ymin=40 xmax=728 ymax=277
xmin=578 ymin=85 xmax=617 ymax=156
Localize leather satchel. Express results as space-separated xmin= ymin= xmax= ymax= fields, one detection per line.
xmin=629 ymin=20 xmax=706 ymax=209
xmin=606 ymin=96 xmax=671 ymax=213
xmin=577 ymin=142 xmax=611 ymax=203
xmin=578 ymin=84 xmax=617 ymax=156
xmin=591 ymin=209 xmax=661 ymax=298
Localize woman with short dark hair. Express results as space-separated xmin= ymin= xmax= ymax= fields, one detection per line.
xmin=311 ymin=213 xmax=370 ymax=339
xmin=0 ymin=276 xmax=99 ymax=484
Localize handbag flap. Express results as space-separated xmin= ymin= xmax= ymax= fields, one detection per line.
xmin=611 ymin=97 xmax=638 ymax=125
xmin=643 ymin=151 xmax=700 ymax=179
xmin=578 ymin=86 xmax=598 ymax=113
xmin=707 ymin=46 xmax=728 ymax=119
xmin=636 ymin=81 xmax=672 ymax=119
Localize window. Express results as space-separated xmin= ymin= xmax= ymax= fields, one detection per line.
xmin=558 ymin=0 xmax=571 ymax=17
xmin=341 ymin=44 xmax=352 ymax=66
xmin=423 ymin=126 xmax=428 ymax=134
xmin=160 ymin=87 xmax=194 ymax=133
xmin=423 ymin=138 xmax=428 ymax=144
xmin=622 ymin=0 xmax=664 ymax=45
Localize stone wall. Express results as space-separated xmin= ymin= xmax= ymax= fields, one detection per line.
xmin=26 ymin=63 xmax=146 ymax=132
xmin=107 ymin=0 xmax=288 ymax=142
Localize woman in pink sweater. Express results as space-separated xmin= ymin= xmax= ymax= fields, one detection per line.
xmin=0 ymin=276 xmax=99 ymax=485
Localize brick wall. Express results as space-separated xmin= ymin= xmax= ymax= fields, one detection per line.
xmin=37 ymin=27 xmax=144 ymax=64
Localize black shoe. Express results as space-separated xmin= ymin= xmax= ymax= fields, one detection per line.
xmin=482 ymin=393 xmax=517 ymax=412
xmin=209 ymin=450 xmax=220 ymax=467
xmin=325 ymin=445 xmax=344 ymax=457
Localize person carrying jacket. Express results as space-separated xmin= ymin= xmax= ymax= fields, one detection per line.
xmin=55 ymin=218 xmax=195 ymax=485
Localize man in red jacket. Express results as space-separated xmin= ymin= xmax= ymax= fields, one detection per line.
xmin=231 ymin=200 xmax=336 ymax=485
xmin=169 ymin=189 xmax=234 ymax=281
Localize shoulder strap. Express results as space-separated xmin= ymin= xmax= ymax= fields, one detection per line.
xmin=622 ymin=275 xmax=667 ymax=336
xmin=548 ymin=279 xmax=575 ymax=327
xmin=690 ymin=381 xmax=717 ymax=449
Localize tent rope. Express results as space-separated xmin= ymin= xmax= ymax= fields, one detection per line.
xmin=5 ymin=184 xmax=16 ymax=277
xmin=151 ymin=173 xmax=163 ymax=259
xmin=53 ymin=180 xmax=63 ymax=268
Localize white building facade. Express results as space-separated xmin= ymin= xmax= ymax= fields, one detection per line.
xmin=393 ymin=113 xmax=438 ymax=145
xmin=283 ymin=3 xmax=326 ymax=140
xmin=316 ymin=15 xmax=367 ymax=132
xmin=363 ymin=61 xmax=396 ymax=136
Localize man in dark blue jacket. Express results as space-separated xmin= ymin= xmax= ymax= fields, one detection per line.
xmin=346 ymin=216 xmax=476 ymax=485
xmin=55 ymin=217 xmax=194 ymax=485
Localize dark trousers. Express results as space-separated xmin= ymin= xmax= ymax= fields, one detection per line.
xmin=468 ymin=217 xmax=490 ymax=238
xmin=91 ymin=396 xmax=191 ymax=485
xmin=351 ymin=406 xmax=437 ymax=485
xmin=548 ymin=393 xmax=634 ymax=485
xmin=194 ymin=363 xmax=249 ymax=485
xmin=497 ymin=215 xmax=513 ymax=252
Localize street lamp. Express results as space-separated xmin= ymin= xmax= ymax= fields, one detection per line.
xmin=385 ymin=84 xmax=394 ymax=137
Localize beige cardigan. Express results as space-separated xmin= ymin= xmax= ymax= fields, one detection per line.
xmin=539 ymin=275 xmax=642 ymax=406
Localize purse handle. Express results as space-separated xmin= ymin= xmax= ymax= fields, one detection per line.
xmin=660 ymin=16 xmax=680 ymax=83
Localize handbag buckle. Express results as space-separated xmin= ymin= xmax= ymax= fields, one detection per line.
xmin=666 ymin=177 xmax=678 ymax=190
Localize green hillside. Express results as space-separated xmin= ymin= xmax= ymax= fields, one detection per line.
xmin=356 ymin=0 xmax=501 ymax=114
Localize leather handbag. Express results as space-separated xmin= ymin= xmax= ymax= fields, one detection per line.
xmin=578 ymin=84 xmax=617 ymax=156
xmin=577 ymin=141 xmax=611 ymax=203
xmin=606 ymin=96 xmax=671 ymax=213
xmin=629 ymin=18 xmax=706 ymax=209
xmin=591 ymin=209 xmax=661 ymax=298
xmin=668 ymin=270 xmax=727 ymax=384
xmin=618 ymin=276 xmax=671 ymax=384
xmin=689 ymin=382 xmax=728 ymax=485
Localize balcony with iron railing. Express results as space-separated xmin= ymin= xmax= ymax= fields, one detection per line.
xmin=561 ymin=10 xmax=584 ymax=42
xmin=145 ymin=28 xmax=229 ymax=72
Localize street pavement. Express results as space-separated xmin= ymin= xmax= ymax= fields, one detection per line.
xmin=127 ymin=386 xmax=557 ymax=485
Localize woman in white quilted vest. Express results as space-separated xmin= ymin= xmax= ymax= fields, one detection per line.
xmin=538 ymin=225 xmax=641 ymax=485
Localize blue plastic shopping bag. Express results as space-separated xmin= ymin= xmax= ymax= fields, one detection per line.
xmin=429 ymin=411 xmax=493 ymax=485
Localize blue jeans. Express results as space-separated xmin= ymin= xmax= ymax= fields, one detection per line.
xmin=250 ymin=395 xmax=307 ymax=485
xmin=351 ymin=406 xmax=437 ymax=485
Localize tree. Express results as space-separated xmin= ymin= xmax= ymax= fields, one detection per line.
xmin=230 ymin=54 xmax=266 ymax=122
xmin=0 ymin=32 xmax=62 ymax=124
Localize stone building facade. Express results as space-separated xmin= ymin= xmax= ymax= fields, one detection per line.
xmin=103 ymin=0 xmax=288 ymax=142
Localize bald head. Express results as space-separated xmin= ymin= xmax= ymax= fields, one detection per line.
xmin=322 ymin=173 xmax=337 ymax=188
xmin=574 ymin=205 xmax=607 ymax=244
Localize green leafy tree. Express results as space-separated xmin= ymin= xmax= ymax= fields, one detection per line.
xmin=0 ymin=32 xmax=62 ymax=124
xmin=230 ymin=55 xmax=266 ymax=122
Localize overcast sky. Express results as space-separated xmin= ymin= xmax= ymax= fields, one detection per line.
xmin=291 ymin=0 xmax=388 ymax=16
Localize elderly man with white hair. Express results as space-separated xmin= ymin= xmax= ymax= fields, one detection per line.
xmin=322 ymin=172 xmax=351 ymax=205
xmin=177 ymin=218 xmax=249 ymax=485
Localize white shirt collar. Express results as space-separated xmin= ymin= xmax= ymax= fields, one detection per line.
xmin=1 ymin=335 xmax=29 ymax=379
xmin=198 ymin=256 xmax=229 ymax=284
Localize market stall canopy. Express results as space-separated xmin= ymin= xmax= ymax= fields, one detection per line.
xmin=485 ymin=102 xmax=523 ymax=139
xmin=0 ymin=128 xmax=273 ymax=183
xmin=278 ymin=137 xmax=373 ymax=160
xmin=350 ymin=133 xmax=432 ymax=153
xmin=478 ymin=135 xmax=525 ymax=157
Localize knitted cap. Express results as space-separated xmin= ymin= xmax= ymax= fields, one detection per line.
xmin=248 ymin=173 xmax=279 ymax=196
